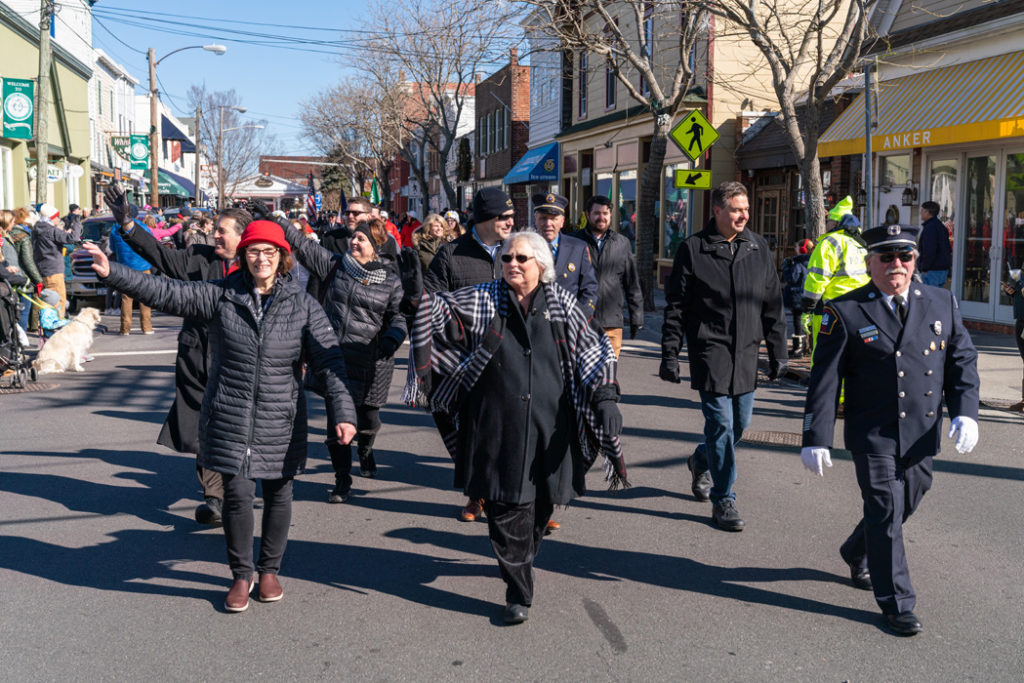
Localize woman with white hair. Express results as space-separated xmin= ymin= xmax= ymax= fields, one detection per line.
xmin=399 ymin=230 xmax=627 ymax=624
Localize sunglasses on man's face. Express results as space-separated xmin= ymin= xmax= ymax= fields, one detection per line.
xmin=878 ymin=252 xmax=915 ymax=263
xmin=501 ymin=253 xmax=534 ymax=264
xmin=343 ymin=210 xmax=363 ymax=217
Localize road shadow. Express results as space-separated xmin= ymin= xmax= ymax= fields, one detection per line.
xmin=386 ymin=526 xmax=881 ymax=627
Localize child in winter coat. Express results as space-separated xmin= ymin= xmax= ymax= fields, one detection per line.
xmin=781 ymin=239 xmax=814 ymax=357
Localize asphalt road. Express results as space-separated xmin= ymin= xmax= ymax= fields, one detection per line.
xmin=1 ymin=314 xmax=1022 ymax=681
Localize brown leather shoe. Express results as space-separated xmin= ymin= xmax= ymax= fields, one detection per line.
xmin=224 ymin=576 xmax=254 ymax=613
xmin=258 ymin=573 xmax=284 ymax=603
xmin=459 ymin=498 xmax=484 ymax=522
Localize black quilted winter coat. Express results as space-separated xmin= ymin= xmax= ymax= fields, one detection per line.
xmin=280 ymin=221 xmax=406 ymax=406
xmin=103 ymin=262 xmax=357 ymax=479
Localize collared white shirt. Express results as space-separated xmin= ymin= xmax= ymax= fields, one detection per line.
xmin=882 ymin=288 xmax=912 ymax=317
xmin=472 ymin=227 xmax=501 ymax=260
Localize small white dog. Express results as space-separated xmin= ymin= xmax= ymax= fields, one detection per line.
xmin=33 ymin=307 xmax=102 ymax=374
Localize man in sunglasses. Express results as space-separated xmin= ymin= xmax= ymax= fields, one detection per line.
xmin=801 ymin=223 xmax=980 ymax=637
xmin=321 ymin=198 xmax=373 ymax=255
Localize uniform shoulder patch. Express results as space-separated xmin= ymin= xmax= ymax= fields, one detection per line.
xmin=819 ymin=306 xmax=839 ymax=336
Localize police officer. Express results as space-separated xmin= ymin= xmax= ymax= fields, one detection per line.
xmin=531 ymin=192 xmax=598 ymax=314
xmin=801 ymin=196 xmax=869 ymax=352
xmin=800 ymin=224 xmax=980 ymax=637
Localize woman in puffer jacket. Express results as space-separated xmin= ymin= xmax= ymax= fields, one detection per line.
xmin=83 ymin=220 xmax=356 ymax=614
xmin=269 ymin=211 xmax=406 ymax=504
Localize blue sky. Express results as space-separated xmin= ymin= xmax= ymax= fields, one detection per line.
xmin=85 ymin=0 xmax=369 ymax=154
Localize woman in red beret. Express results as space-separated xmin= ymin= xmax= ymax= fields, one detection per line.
xmin=83 ymin=221 xmax=357 ymax=613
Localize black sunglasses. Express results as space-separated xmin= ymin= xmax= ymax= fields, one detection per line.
xmin=878 ymin=252 xmax=915 ymax=263
xmin=501 ymin=254 xmax=534 ymax=264
xmin=342 ymin=210 xmax=363 ymax=217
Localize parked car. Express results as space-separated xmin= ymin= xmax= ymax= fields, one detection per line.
xmin=68 ymin=215 xmax=117 ymax=311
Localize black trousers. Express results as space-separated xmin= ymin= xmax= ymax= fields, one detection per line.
xmin=327 ymin=405 xmax=381 ymax=486
xmin=483 ymin=497 xmax=555 ymax=606
xmin=222 ymin=474 xmax=294 ymax=579
xmin=841 ymin=452 xmax=933 ymax=615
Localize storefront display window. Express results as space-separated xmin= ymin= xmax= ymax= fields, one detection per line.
xmin=662 ymin=164 xmax=689 ymax=259
xmin=960 ymin=155 xmax=996 ymax=305
xmin=617 ymin=169 xmax=636 ymax=247
xmin=595 ymin=172 xmax=613 ymax=206
xmin=1002 ymin=153 xmax=1024 ymax=305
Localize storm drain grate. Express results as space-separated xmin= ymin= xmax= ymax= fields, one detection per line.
xmin=743 ymin=431 xmax=803 ymax=447
xmin=0 ymin=382 xmax=60 ymax=395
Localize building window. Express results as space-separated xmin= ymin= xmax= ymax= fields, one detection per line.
xmin=504 ymin=109 xmax=509 ymax=149
xmin=578 ymin=52 xmax=588 ymax=118
xmin=0 ymin=146 xmax=13 ymax=210
xmin=490 ymin=112 xmax=497 ymax=154
xmin=97 ymin=81 xmax=102 ymax=116
xmin=640 ymin=14 xmax=653 ymax=96
xmin=605 ymin=58 xmax=616 ymax=109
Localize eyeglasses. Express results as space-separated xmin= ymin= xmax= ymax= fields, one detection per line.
xmin=501 ymin=253 xmax=534 ymax=264
xmin=343 ymin=210 xmax=364 ymax=217
xmin=497 ymin=213 xmax=515 ymax=222
xmin=878 ymin=252 xmax=914 ymax=263
xmin=246 ymin=247 xmax=280 ymax=260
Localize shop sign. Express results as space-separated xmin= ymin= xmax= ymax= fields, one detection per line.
xmin=2 ymin=78 xmax=34 ymax=140
xmin=112 ymin=134 xmax=150 ymax=170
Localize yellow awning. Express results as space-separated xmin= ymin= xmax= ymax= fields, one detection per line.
xmin=818 ymin=51 xmax=1024 ymax=157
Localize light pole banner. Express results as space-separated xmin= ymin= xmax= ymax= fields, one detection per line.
xmin=129 ymin=134 xmax=149 ymax=171
xmin=2 ymin=78 xmax=35 ymax=140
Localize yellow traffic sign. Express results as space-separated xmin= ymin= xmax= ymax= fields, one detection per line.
xmin=669 ymin=109 xmax=719 ymax=161
xmin=674 ymin=169 xmax=712 ymax=190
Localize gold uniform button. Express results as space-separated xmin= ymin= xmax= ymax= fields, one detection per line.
xmin=923 ymin=349 xmax=930 ymax=356
xmin=926 ymin=411 xmax=935 ymax=417
xmin=926 ymin=390 xmax=933 ymax=396
xmin=926 ymin=370 xmax=933 ymax=376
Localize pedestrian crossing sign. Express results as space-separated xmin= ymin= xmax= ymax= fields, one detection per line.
xmin=673 ymin=169 xmax=712 ymax=190
xmin=670 ymin=110 xmax=719 ymax=161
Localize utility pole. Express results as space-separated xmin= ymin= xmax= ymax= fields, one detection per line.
xmin=148 ymin=47 xmax=160 ymax=208
xmin=194 ymin=103 xmax=201 ymax=208
xmin=34 ymin=0 xmax=53 ymax=205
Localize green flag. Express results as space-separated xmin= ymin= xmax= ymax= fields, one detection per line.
xmin=370 ymin=178 xmax=381 ymax=204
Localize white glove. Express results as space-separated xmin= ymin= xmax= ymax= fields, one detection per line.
xmin=947 ymin=416 xmax=979 ymax=454
xmin=800 ymin=447 xmax=832 ymax=476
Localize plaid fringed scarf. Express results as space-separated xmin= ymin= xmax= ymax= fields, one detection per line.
xmin=342 ymin=252 xmax=388 ymax=285
xmin=402 ymin=279 xmax=628 ymax=489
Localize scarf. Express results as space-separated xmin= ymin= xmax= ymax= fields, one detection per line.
xmin=342 ymin=252 xmax=387 ymax=285
xmin=402 ymin=279 xmax=628 ymax=489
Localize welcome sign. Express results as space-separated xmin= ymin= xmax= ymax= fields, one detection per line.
xmin=2 ymin=78 xmax=35 ymax=140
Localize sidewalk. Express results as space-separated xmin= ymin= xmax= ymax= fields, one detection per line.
xmin=646 ymin=287 xmax=1023 ymax=406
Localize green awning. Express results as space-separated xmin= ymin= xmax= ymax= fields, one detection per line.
xmin=158 ymin=168 xmax=192 ymax=198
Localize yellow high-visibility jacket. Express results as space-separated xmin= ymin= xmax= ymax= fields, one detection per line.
xmin=803 ymin=230 xmax=869 ymax=308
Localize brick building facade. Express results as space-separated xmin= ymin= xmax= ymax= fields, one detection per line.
xmin=475 ymin=48 xmax=530 ymax=226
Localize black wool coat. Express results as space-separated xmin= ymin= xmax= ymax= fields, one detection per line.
xmin=120 ymin=223 xmax=235 ymax=454
xmin=566 ymin=228 xmax=643 ymax=329
xmin=661 ymin=220 xmax=788 ymax=396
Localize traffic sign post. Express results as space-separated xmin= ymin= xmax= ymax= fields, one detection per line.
xmin=669 ymin=109 xmax=719 ymax=162
xmin=674 ymin=169 xmax=712 ymax=190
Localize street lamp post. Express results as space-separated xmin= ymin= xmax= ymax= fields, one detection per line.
xmin=148 ymin=43 xmax=226 ymax=208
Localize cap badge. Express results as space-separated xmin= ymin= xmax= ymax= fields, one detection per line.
xmin=546 ymin=193 xmax=556 ymax=204
xmin=568 ymin=262 xmax=576 ymax=272
xmin=932 ymin=320 xmax=942 ymax=335
xmin=887 ymin=225 xmax=900 ymax=235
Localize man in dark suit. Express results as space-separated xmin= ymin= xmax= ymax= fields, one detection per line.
xmin=531 ymin=192 xmax=597 ymax=314
xmin=918 ymin=201 xmax=952 ymax=287
xmin=801 ymin=223 xmax=980 ymax=636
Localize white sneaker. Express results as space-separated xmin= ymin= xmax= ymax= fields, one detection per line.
xmin=144 ymin=330 xmax=155 ymax=335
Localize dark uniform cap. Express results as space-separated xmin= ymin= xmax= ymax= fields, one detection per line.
xmin=862 ymin=224 xmax=921 ymax=252
xmin=532 ymin=192 xmax=568 ymax=216
xmin=472 ymin=187 xmax=514 ymax=224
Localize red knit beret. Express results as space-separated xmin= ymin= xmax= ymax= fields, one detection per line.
xmin=237 ymin=220 xmax=291 ymax=253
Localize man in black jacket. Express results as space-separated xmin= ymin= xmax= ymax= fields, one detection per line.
xmin=105 ymin=183 xmax=252 ymax=525
xmin=424 ymin=186 xmax=515 ymax=522
xmin=917 ymin=201 xmax=952 ymax=287
xmin=567 ymin=195 xmax=643 ymax=356
xmin=660 ymin=181 xmax=787 ymax=531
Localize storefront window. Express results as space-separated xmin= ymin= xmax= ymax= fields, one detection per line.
xmin=617 ymin=169 xmax=636 ymax=248
xmin=879 ymin=154 xmax=910 ymax=224
xmin=960 ymin=155 xmax=996 ymax=304
xmin=595 ymin=172 xmax=613 ymax=206
xmin=1002 ymin=153 xmax=1024 ymax=305
xmin=662 ymin=164 xmax=689 ymax=258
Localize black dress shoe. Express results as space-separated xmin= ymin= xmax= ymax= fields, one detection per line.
xmin=884 ymin=611 xmax=923 ymax=636
xmin=711 ymin=499 xmax=744 ymax=531
xmin=503 ymin=603 xmax=529 ymax=624
xmin=688 ymin=447 xmax=712 ymax=502
xmin=848 ymin=565 xmax=872 ymax=590
xmin=194 ymin=497 xmax=223 ymax=525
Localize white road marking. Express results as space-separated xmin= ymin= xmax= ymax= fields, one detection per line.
xmin=89 ymin=350 xmax=178 ymax=357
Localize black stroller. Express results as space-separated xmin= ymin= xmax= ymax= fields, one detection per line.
xmin=0 ymin=281 xmax=35 ymax=388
